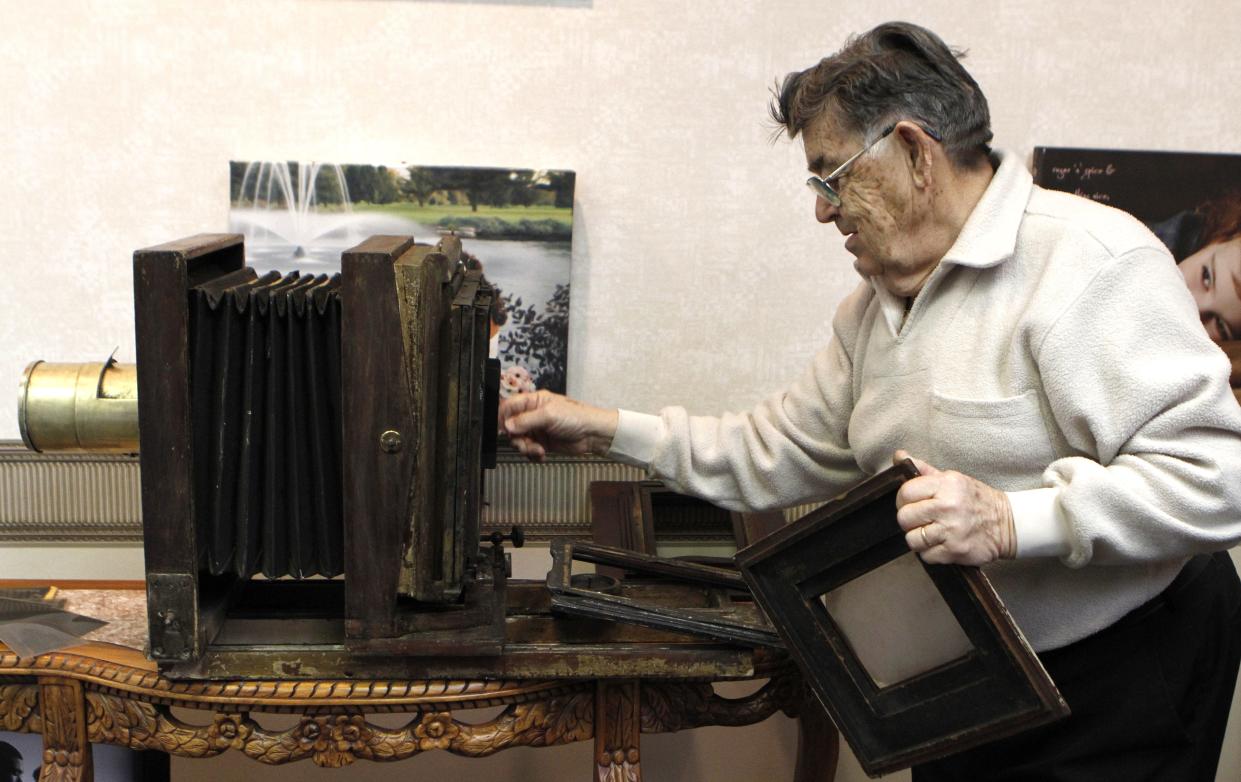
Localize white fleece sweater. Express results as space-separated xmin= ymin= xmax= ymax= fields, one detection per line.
xmin=608 ymin=151 xmax=1241 ymax=652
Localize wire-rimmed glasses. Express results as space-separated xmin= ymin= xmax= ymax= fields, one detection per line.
xmin=805 ymin=124 xmax=898 ymax=207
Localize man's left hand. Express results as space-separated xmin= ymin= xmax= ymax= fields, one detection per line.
xmin=893 ymin=450 xmax=1016 ymax=565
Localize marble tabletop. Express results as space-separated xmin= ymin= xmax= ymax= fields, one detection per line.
xmin=60 ymin=588 xmax=147 ymax=651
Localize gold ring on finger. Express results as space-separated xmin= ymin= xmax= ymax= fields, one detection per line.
xmin=919 ymin=524 xmax=931 ymax=549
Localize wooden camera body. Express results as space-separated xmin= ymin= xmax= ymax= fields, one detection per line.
xmin=134 ymin=233 xmax=502 ymax=672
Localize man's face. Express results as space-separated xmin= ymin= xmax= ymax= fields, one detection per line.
xmin=0 ymin=759 xmax=20 ymax=782
xmin=802 ymin=110 xmax=937 ymax=297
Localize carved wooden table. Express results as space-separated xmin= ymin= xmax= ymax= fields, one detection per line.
xmin=0 ymin=590 xmax=839 ymax=782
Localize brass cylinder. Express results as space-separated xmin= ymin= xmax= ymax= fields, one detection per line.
xmin=18 ymin=359 xmax=139 ymax=453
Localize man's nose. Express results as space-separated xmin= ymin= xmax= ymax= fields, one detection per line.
xmin=815 ymin=196 xmax=838 ymax=223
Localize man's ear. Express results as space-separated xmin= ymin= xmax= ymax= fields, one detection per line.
xmin=894 ymin=121 xmax=935 ymax=190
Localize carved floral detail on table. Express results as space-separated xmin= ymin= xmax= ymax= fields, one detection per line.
xmin=641 ymin=675 xmax=797 ymax=733
xmin=453 ymin=689 xmax=596 ymax=755
xmin=83 ymin=687 xmax=597 ymax=767
xmin=286 ymin=714 xmax=374 ymax=767
xmin=0 ymin=684 xmax=39 ymax=732
xmin=413 ymin=712 xmax=459 ymax=751
xmin=87 ymin=692 xmax=227 ymax=759
xmin=206 ymin=713 xmax=253 ymax=752
xmin=8 ymin=645 xmax=801 ymax=773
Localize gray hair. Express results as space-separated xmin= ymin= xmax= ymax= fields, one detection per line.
xmin=770 ymin=22 xmax=992 ymax=168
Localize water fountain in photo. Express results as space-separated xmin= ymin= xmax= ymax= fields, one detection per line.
xmin=227 ymin=160 xmax=574 ymax=394
xmin=229 ymin=161 xmax=427 ymax=270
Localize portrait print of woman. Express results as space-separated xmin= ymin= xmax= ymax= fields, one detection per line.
xmin=1153 ymin=193 xmax=1241 ymax=342
xmin=1035 ymin=148 xmax=1241 ymax=349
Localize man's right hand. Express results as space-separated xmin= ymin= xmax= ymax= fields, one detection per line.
xmin=498 ymin=390 xmax=619 ymax=462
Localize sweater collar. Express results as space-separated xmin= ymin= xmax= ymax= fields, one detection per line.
xmin=868 ymin=150 xmax=1032 ymax=335
xmin=939 ymin=149 xmax=1032 ymax=269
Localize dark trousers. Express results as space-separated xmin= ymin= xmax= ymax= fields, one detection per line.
xmin=913 ymin=551 xmax=1241 ymax=782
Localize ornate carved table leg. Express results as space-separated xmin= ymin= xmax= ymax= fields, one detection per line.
xmin=37 ymin=677 xmax=93 ymax=782
xmin=794 ymin=697 xmax=838 ymax=782
xmin=594 ymin=680 xmax=641 ymax=782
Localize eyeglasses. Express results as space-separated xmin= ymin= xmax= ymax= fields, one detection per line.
xmin=805 ymin=124 xmax=897 ymax=207
xmin=805 ymin=123 xmax=941 ymax=207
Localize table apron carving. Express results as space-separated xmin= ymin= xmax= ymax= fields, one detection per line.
xmin=0 ymin=661 xmax=800 ymax=775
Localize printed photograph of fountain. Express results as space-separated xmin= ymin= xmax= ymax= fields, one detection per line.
xmin=229 ymin=161 xmax=575 ymax=394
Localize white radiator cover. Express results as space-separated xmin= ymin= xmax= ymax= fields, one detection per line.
xmin=0 ymin=444 xmax=820 ymax=543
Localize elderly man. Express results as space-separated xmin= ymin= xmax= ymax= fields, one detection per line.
xmin=500 ymin=21 xmax=1241 ymax=780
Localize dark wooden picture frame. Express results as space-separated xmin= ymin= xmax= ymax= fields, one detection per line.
xmin=735 ymin=461 xmax=1068 ymax=776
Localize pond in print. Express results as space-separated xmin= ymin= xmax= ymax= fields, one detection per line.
xmin=229 ymin=209 xmax=571 ymax=393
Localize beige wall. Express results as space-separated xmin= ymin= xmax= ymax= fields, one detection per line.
xmin=6 ymin=0 xmax=1241 ymax=433
xmin=3 ymin=0 xmax=1241 ymax=779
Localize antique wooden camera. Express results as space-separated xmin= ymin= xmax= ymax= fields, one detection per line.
xmin=131 ymin=233 xmax=505 ymax=670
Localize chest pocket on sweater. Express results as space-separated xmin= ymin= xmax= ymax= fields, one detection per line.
xmin=928 ymin=388 xmax=1056 ymax=490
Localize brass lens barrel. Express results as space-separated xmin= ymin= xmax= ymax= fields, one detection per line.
xmin=18 ymin=360 xmax=139 ymax=453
